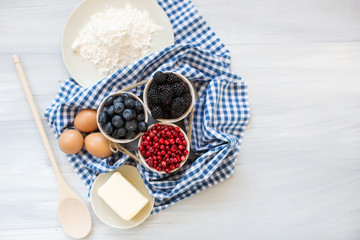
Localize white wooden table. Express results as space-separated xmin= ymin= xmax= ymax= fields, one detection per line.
xmin=1 ymin=0 xmax=359 ymax=239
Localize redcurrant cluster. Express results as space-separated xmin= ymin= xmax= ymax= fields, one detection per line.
xmin=138 ymin=123 xmax=188 ymax=173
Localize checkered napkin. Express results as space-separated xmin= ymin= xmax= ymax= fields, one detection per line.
xmin=45 ymin=0 xmax=250 ymax=214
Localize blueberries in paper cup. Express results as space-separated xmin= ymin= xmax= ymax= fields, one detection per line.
xmin=97 ymin=91 xmax=148 ymax=143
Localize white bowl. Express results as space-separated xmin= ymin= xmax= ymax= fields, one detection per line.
xmin=61 ymin=0 xmax=174 ymax=88
xmin=138 ymin=122 xmax=190 ymax=174
xmin=97 ymin=91 xmax=148 ymax=143
xmin=90 ymin=165 xmax=155 ymax=229
xmin=143 ymin=72 xmax=195 ymax=123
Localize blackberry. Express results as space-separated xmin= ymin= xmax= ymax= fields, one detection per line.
xmin=136 ymin=113 xmax=145 ymax=121
xmin=103 ymin=122 xmax=114 ymax=135
xmin=181 ymin=81 xmax=190 ymax=92
xmin=149 ymin=82 xmax=159 ymax=92
xmin=122 ymin=109 xmax=136 ymax=120
xmin=167 ymin=73 xmax=181 ymax=84
xmin=172 ymin=82 xmax=186 ymax=97
xmin=171 ymin=110 xmax=182 ymax=119
xmin=153 ymin=71 xmax=167 ymax=84
xmin=182 ymin=92 xmax=192 ymax=108
xmin=112 ymin=115 xmax=124 ymax=128
xmin=171 ymin=97 xmax=187 ymax=118
xmin=151 ymin=105 xmax=163 ymax=119
xmin=147 ymin=88 xmax=161 ymax=104
xmin=161 ymin=103 xmax=171 ymax=113
xmin=114 ymin=102 xmax=125 ymax=114
xmin=147 ymin=101 xmax=155 ymax=110
xmin=159 ymin=101 xmax=171 ymax=119
xmin=135 ymin=101 xmax=143 ymax=113
xmin=138 ymin=121 xmax=148 ymax=132
xmin=160 ymin=85 xmax=173 ymax=104
xmin=125 ymin=119 xmax=138 ymax=132
xmin=124 ymin=98 xmax=135 ymax=108
xmin=98 ymin=111 xmax=107 ymax=124
xmin=125 ymin=131 xmax=136 ymax=139
xmin=105 ymin=96 xmax=114 ymax=106
xmin=162 ymin=111 xmax=170 ymax=119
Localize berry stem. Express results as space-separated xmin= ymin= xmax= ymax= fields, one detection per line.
xmin=187 ymin=106 xmax=194 ymax=146
xmin=110 ymin=141 xmax=141 ymax=162
xmin=120 ymin=79 xmax=150 ymax=92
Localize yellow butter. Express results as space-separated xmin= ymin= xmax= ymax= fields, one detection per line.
xmin=97 ymin=172 xmax=149 ymax=221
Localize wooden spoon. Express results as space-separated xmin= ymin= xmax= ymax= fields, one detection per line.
xmin=13 ymin=55 xmax=92 ymax=239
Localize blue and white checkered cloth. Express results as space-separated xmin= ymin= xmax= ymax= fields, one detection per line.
xmin=45 ymin=0 xmax=250 ymax=214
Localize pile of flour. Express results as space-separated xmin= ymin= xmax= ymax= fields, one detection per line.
xmin=72 ymin=5 xmax=161 ymax=75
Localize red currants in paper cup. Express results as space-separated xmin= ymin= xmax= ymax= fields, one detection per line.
xmin=138 ymin=123 xmax=190 ymax=174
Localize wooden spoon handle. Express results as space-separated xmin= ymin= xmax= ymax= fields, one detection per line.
xmin=13 ymin=55 xmax=64 ymax=184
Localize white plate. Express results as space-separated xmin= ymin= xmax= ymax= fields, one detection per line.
xmin=62 ymin=0 xmax=174 ymax=88
xmin=90 ymin=165 xmax=155 ymax=229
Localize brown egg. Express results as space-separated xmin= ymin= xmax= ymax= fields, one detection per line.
xmin=74 ymin=109 xmax=98 ymax=133
xmin=58 ymin=129 xmax=84 ymax=154
xmin=85 ymin=132 xmax=113 ymax=158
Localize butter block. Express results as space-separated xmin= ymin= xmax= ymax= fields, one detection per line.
xmin=97 ymin=172 xmax=149 ymax=221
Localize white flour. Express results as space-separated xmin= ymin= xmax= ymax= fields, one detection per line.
xmin=72 ymin=5 xmax=161 ymax=75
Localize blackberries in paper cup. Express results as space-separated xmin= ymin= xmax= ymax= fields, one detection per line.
xmin=144 ymin=72 xmax=195 ymax=123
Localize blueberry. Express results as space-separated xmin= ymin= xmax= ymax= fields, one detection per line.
xmin=122 ymin=109 xmax=136 ymax=120
xmin=138 ymin=121 xmax=148 ymax=132
xmin=122 ymin=93 xmax=131 ymax=100
xmin=136 ymin=113 xmax=145 ymax=121
xmin=125 ymin=131 xmax=136 ymax=139
xmin=114 ymin=102 xmax=125 ymax=114
xmin=103 ymin=122 xmax=113 ymax=134
xmin=102 ymin=106 xmax=109 ymax=113
xmin=112 ymin=115 xmax=124 ymax=128
xmin=124 ymin=98 xmax=135 ymax=108
xmin=111 ymin=130 xmax=120 ymax=139
xmin=135 ymin=101 xmax=143 ymax=113
xmin=113 ymin=96 xmax=123 ymax=104
xmin=98 ymin=111 xmax=107 ymax=124
xmin=116 ymin=127 xmax=126 ymax=137
xmin=105 ymin=96 xmax=114 ymax=106
xmin=107 ymin=105 xmax=115 ymax=117
xmin=125 ymin=119 xmax=138 ymax=132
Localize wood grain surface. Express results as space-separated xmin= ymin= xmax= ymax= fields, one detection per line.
xmin=1 ymin=0 xmax=359 ymax=239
